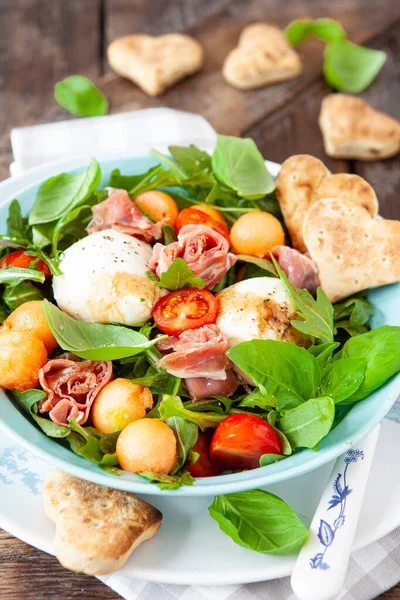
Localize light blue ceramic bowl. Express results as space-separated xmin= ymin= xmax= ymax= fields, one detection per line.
xmin=0 ymin=155 xmax=399 ymax=496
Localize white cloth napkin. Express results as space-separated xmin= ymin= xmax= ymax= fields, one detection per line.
xmin=9 ymin=108 xmax=400 ymax=600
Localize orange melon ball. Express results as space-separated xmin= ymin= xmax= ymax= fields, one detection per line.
xmin=0 ymin=330 xmax=48 ymax=391
xmin=92 ymin=378 xmax=153 ymax=434
xmin=230 ymin=211 xmax=285 ymax=257
xmin=134 ymin=190 xmax=179 ymax=226
xmin=116 ymin=419 xmax=177 ymax=474
xmin=195 ymin=204 xmax=228 ymax=229
xmin=3 ymin=300 xmax=58 ymax=353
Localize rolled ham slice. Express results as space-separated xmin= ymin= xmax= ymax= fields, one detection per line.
xmin=272 ymin=245 xmax=320 ymax=293
xmin=39 ymin=358 xmax=113 ymax=427
xmin=185 ymin=370 xmax=239 ymax=401
xmin=87 ymin=189 xmax=162 ymax=242
xmin=149 ymin=224 xmax=236 ymax=289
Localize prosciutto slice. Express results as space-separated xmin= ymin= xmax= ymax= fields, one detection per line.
xmin=272 ymin=245 xmax=320 ymax=293
xmin=39 ymin=358 xmax=113 ymax=427
xmin=185 ymin=370 xmax=240 ymax=401
xmin=87 ymin=189 xmax=162 ymax=242
xmin=156 ymin=324 xmax=230 ymax=380
xmin=149 ymin=224 xmax=236 ymax=289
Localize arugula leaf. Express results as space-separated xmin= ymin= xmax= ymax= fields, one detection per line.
xmin=43 ymin=300 xmax=165 ymax=360
xmin=308 ymin=342 xmax=340 ymax=369
xmin=161 ymin=223 xmax=177 ymax=245
xmin=159 ymin=395 xmax=225 ymax=430
xmin=276 ymin=397 xmax=335 ymax=449
xmin=227 ymin=339 xmax=320 ymax=411
xmin=320 ymin=358 xmax=366 ymax=403
xmin=341 ymin=326 xmax=400 ymax=402
xmin=333 ymin=294 xmax=374 ymax=337
xmin=183 ymin=396 xmax=234 ymax=415
xmin=51 ymin=204 xmax=92 ymax=255
xmin=149 ymin=149 xmax=187 ymax=182
xmin=267 ymin=410 xmax=292 ymax=456
xmin=271 ymin=255 xmax=334 ymax=343
xmin=2 ymin=281 xmax=44 ymax=311
xmin=107 ymin=166 xmax=161 ymax=192
xmin=147 ymin=258 xmax=205 ymax=290
xmin=54 ymin=75 xmax=108 ymax=117
xmin=212 ymin=135 xmax=275 ymax=199
xmin=29 ymin=159 xmax=101 ymax=225
xmin=235 ymin=255 xmax=277 ymax=277
xmin=324 ymin=39 xmax=387 ymax=93
xmin=259 ymin=454 xmax=285 ymax=466
xmin=209 ymin=490 xmax=308 ymax=555
xmin=0 ymin=235 xmax=27 ymax=250
xmin=0 ymin=301 xmax=8 ymax=324
xmin=0 ymin=267 xmax=45 ymax=285
xmin=166 ymin=416 xmax=198 ymax=474
xmin=286 ymin=18 xmax=346 ymax=45
xmin=139 ymin=469 xmax=194 ymax=490
xmin=237 ymin=388 xmax=276 ymax=410
xmin=12 ymin=389 xmax=70 ymax=438
xmin=7 ymin=200 xmax=29 ymax=239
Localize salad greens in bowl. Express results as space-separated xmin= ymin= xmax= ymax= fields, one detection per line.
xmin=0 ymin=138 xmax=399 ymax=499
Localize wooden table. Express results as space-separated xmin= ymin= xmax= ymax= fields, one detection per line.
xmin=0 ymin=0 xmax=399 ymax=598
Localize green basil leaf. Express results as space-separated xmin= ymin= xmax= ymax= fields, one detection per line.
xmin=211 ymin=135 xmax=275 ymax=199
xmin=237 ymin=388 xmax=276 ymax=409
xmin=31 ymin=223 xmax=54 ymax=248
xmin=227 ymin=339 xmax=320 ymax=411
xmin=161 ymin=223 xmax=177 ymax=245
xmin=235 ymin=255 xmax=277 ymax=277
xmin=67 ymin=420 xmax=104 ymax=462
xmin=259 ymin=454 xmax=285 ymax=466
xmin=108 ymin=166 xmax=161 ymax=192
xmin=286 ymin=18 xmax=346 ymax=45
xmin=2 ymin=281 xmax=44 ymax=311
xmin=139 ymin=469 xmax=194 ymax=490
xmin=324 ymin=39 xmax=387 ymax=93
xmin=209 ymin=490 xmax=308 ymax=555
xmin=169 ymin=145 xmax=212 ymax=174
xmin=183 ymin=395 xmax=234 ymax=415
xmin=148 ymin=258 xmax=206 ymax=290
xmin=0 ymin=235 xmax=27 ymax=250
xmin=52 ymin=204 xmax=91 ymax=255
xmin=0 ymin=302 xmax=8 ymax=324
xmin=0 ymin=267 xmax=45 ymax=285
xmin=7 ymin=200 xmax=29 ymax=239
xmin=308 ymin=342 xmax=340 ymax=370
xmin=149 ymin=149 xmax=187 ymax=182
xmin=54 ymin=75 xmax=108 ymax=117
xmin=320 ymin=358 xmax=366 ymax=403
xmin=42 ymin=299 xmax=165 ymax=360
xmin=12 ymin=389 xmax=46 ymax=413
xmin=159 ymin=395 xmax=225 ymax=430
xmin=271 ymin=255 xmax=334 ymax=343
xmin=12 ymin=389 xmax=70 ymax=438
xmin=285 ymin=19 xmax=313 ymax=45
xmin=29 ymin=158 xmax=101 ymax=225
xmin=267 ymin=410 xmax=292 ymax=455
xmin=166 ymin=416 xmax=198 ymax=474
xmin=277 ymin=397 xmax=335 ymax=449
xmin=341 ymin=326 xmax=400 ymax=402
xmin=99 ymin=430 xmax=121 ymax=455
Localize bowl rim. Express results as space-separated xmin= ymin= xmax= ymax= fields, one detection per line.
xmin=0 ymin=152 xmax=399 ymax=497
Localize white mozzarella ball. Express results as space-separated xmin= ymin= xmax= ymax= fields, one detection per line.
xmin=53 ymin=230 xmax=165 ymax=326
xmin=216 ymin=278 xmax=309 ymax=381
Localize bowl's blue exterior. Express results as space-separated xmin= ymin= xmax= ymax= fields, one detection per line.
xmin=0 ymin=156 xmax=399 ymax=496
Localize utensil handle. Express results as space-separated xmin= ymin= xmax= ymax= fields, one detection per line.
xmin=291 ymin=425 xmax=380 ymax=600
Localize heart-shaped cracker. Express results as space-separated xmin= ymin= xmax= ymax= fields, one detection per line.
xmin=276 ymin=154 xmax=378 ymax=252
xmin=319 ymin=94 xmax=400 ymax=160
xmin=108 ymin=34 xmax=204 ymax=96
xmin=44 ymin=469 xmax=162 ymax=575
xmin=222 ymin=23 xmax=302 ymax=89
xmin=303 ymin=197 xmax=400 ymax=302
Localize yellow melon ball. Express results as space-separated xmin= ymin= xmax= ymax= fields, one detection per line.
xmin=230 ymin=211 xmax=285 ymax=257
xmin=3 ymin=300 xmax=58 ymax=352
xmin=0 ymin=330 xmax=48 ymax=391
xmin=92 ymin=378 xmax=153 ymax=434
xmin=116 ymin=419 xmax=177 ymax=475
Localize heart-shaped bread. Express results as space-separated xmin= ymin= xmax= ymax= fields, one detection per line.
xmin=108 ymin=34 xmax=204 ymax=96
xmin=222 ymin=23 xmax=302 ymax=89
xmin=44 ymin=469 xmax=162 ymax=575
xmin=319 ymin=94 xmax=400 ymax=160
xmin=276 ymin=155 xmax=378 ymax=252
xmin=303 ymin=197 xmax=400 ymax=302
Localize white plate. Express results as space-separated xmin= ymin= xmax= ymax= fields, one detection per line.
xmin=0 ymin=411 xmax=399 ymax=586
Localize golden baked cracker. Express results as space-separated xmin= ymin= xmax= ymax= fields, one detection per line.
xmin=276 ymin=155 xmax=331 ymax=253
xmin=303 ymin=197 xmax=400 ymax=302
xmin=108 ymin=34 xmax=204 ymax=96
xmin=222 ymin=23 xmax=302 ymax=90
xmin=44 ymin=469 xmax=162 ymax=575
xmin=313 ymin=173 xmax=378 ymax=217
xmin=319 ymin=94 xmax=400 ymax=160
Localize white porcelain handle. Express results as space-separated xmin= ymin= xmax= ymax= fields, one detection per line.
xmin=291 ymin=425 xmax=380 ymax=600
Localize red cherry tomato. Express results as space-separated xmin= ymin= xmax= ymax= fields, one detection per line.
xmin=176 ymin=207 xmax=230 ymax=241
xmin=210 ymin=413 xmax=282 ymax=470
xmin=152 ymin=288 xmax=218 ymax=336
xmin=0 ymin=251 xmax=51 ymax=279
xmin=187 ymin=430 xmax=222 ymax=478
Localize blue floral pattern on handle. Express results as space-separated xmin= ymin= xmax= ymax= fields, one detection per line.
xmin=309 ymin=448 xmax=364 ymax=570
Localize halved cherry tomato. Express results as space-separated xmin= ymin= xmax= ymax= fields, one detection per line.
xmin=187 ymin=430 xmax=222 ymax=478
xmin=0 ymin=251 xmax=51 ymax=279
xmin=176 ymin=207 xmax=230 ymax=241
xmin=152 ymin=288 xmax=218 ymax=336
xmin=195 ymin=204 xmax=228 ymax=229
xmin=210 ymin=413 xmax=282 ymax=470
